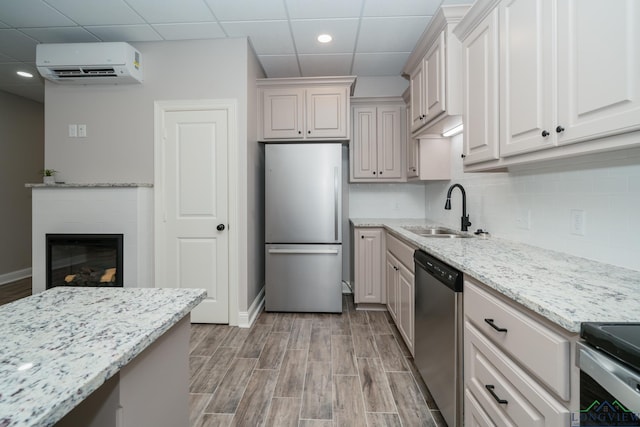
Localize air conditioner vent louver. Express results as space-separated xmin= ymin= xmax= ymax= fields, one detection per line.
xmin=36 ymin=42 xmax=142 ymax=84
xmin=52 ymin=68 xmax=118 ymax=78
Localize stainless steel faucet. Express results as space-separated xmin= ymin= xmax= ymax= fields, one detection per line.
xmin=444 ymin=183 xmax=472 ymax=232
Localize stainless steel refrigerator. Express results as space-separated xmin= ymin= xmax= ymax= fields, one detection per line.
xmin=265 ymin=143 xmax=342 ymax=313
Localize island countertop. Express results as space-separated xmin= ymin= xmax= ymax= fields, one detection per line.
xmin=351 ymin=218 xmax=640 ymax=333
xmin=0 ymin=287 xmax=206 ymax=427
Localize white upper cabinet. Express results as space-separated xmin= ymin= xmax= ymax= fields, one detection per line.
xmin=499 ymin=0 xmax=556 ymax=157
xmin=258 ymin=77 xmax=355 ymax=141
xmin=456 ymin=0 xmax=640 ymax=170
xmin=350 ymin=98 xmax=404 ymax=182
xmin=404 ymin=5 xmax=470 ymax=137
xmin=556 ymin=0 xmax=640 ymax=144
xmin=460 ymin=8 xmax=500 ymax=165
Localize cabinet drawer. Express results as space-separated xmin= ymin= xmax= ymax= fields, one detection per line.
xmin=465 ymin=321 xmax=570 ymax=426
xmin=386 ymin=233 xmax=416 ymax=272
xmin=465 ymin=281 xmax=570 ymax=400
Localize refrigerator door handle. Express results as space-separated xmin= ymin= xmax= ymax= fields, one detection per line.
xmin=268 ymin=248 xmax=340 ymax=255
xmin=334 ymin=166 xmax=339 ymax=241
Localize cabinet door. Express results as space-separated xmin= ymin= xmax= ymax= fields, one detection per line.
xmin=351 ymin=107 xmax=378 ymax=180
xmin=397 ymin=262 xmax=414 ymax=355
xmin=462 ymin=9 xmax=500 ymax=165
xmin=306 ymin=87 xmax=349 ymax=139
xmin=262 ymin=88 xmax=304 ymax=139
xmin=410 ymin=62 xmax=425 ymax=132
xmin=376 ymin=106 xmax=403 ymax=180
xmin=354 ymin=228 xmax=384 ymax=304
xmin=499 ymin=0 xmax=556 ymax=157
xmin=386 ymin=253 xmax=398 ymax=322
xmin=556 ymin=0 xmax=640 ymax=145
xmin=423 ymin=31 xmax=446 ymax=124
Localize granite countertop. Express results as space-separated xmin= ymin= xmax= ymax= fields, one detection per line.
xmin=25 ymin=183 xmax=153 ymax=188
xmin=351 ymin=218 xmax=640 ymax=333
xmin=0 ymin=287 xmax=206 ymax=427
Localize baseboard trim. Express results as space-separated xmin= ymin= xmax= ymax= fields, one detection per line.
xmin=0 ymin=268 xmax=32 ymax=286
xmin=238 ymin=286 xmax=265 ymax=329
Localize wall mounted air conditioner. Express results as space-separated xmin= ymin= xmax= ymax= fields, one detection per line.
xmin=36 ymin=42 xmax=143 ymax=84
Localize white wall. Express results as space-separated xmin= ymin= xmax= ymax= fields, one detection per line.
xmin=43 ymin=38 xmax=263 ymax=321
xmin=424 ymin=134 xmax=640 ymax=272
xmin=0 ymin=91 xmax=43 ymax=282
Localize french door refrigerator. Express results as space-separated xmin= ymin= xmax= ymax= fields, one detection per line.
xmin=265 ymin=143 xmax=342 ymax=313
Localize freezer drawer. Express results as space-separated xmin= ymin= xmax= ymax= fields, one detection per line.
xmin=265 ymin=244 xmax=342 ymax=313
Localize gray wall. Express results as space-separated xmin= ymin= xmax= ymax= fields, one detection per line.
xmin=0 ymin=90 xmax=44 ymax=280
xmin=43 ymin=38 xmax=264 ymax=314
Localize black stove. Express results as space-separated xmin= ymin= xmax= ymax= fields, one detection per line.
xmin=581 ymin=323 xmax=640 ymax=372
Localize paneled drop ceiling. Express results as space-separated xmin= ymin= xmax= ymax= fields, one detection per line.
xmin=0 ymin=0 xmax=466 ymax=102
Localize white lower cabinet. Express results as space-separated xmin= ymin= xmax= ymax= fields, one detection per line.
xmin=385 ymin=232 xmax=417 ymax=356
xmin=354 ymin=227 xmax=385 ymax=304
xmin=463 ymin=279 xmax=576 ymax=426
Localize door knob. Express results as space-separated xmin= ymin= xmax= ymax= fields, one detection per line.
xmin=217 ymin=224 xmax=225 ymax=231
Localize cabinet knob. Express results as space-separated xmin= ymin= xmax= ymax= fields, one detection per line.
xmin=307 ymin=130 xmax=311 ymax=134
xmin=379 ymin=171 xmax=383 ymax=175
xmin=361 ymin=235 xmax=364 ymax=239
xmin=421 ymin=114 xmax=426 ymax=119
xmin=541 ymin=130 xmax=550 ymax=137
xmin=461 ymin=154 xmax=466 ymax=159
xmin=373 ymin=171 xmax=376 ymax=175
xmin=298 ymin=130 xmax=302 ymax=134
xmin=556 ymin=125 xmax=565 ymax=133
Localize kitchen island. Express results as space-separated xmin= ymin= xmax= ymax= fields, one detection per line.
xmin=351 ymin=218 xmax=640 ymax=332
xmin=0 ymin=286 xmax=206 ymax=427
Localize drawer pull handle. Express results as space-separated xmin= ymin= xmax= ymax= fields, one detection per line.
xmin=485 ymin=385 xmax=508 ymax=405
xmin=484 ymin=318 xmax=508 ymax=333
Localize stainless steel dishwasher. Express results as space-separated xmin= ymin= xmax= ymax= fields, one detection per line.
xmin=414 ymin=249 xmax=463 ymax=427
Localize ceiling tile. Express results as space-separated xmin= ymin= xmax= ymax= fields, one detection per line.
xmin=298 ymin=53 xmax=352 ymax=77
xmin=85 ymin=25 xmax=162 ymax=42
xmin=352 ymin=52 xmax=410 ymax=76
xmin=222 ymin=20 xmax=294 ymax=55
xmin=285 ymin=0 xmax=363 ymax=19
xmin=362 ymin=0 xmax=440 ymax=17
xmin=44 ymin=0 xmax=145 ymax=26
xmin=20 ymin=27 xmax=100 ymax=43
xmin=290 ymin=18 xmax=358 ymax=54
xmin=153 ymin=22 xmax=225 ymax=40
xmin=0 ymin=62 xmax=43 ymax=85
xmin=124 ymin=0 xmax=215 ymax=23
xmin=0 ymin=29 xmax=38 ymax=61
xmin=0 ymin=20 xmax=9 ymax=28
xmin=0 ymin=0 xmax=76 ymax=27
xmin=357 ymin=16 xmax=430 ymax=53
xmin=205 ymin=0 xmax=287 ymax=21
xmin=258 ymin=54 xmax=300 ymax=78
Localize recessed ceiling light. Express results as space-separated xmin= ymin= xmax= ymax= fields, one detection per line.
xmin=317 ymin=34 xmax=332 ymax=43
xmin=17 ymin=71 xmax=33 ymax=78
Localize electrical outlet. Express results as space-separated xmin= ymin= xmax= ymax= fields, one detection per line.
xmin=68 ymin=124 xmax=77 ymax=138
xmin=78 ymin=124 xmax=87 ymax=138
xmin=570 ymin=209 xmax=586 ymax=236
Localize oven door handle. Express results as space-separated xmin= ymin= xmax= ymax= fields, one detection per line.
xmin=578 ymin=343 xmax=640 ymax=410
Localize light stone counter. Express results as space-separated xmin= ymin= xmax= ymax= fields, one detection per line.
xmin=25 ymin=183 xmax=153 ymax=188
xmin=351 ymin=218 xmax=640 ymax=333
xmin=0 ymin=287 xmax=206 ymax=427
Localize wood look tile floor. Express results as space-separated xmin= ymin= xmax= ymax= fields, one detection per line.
xmin=189 ymin=296 xmax=447 ymax=427
xmin=0 ymin=282 xmax=445 ymax=426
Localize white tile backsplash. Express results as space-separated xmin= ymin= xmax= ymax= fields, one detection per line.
xmin=424 ymin=134 xmax=640 ymax=271
xmin=349 ymin=182 xmax=426 ymax=218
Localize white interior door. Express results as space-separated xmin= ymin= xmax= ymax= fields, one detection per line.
xmin=155 ymin=102 xmax=229 ymax=324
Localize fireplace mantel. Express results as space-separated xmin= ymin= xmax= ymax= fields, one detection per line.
xmin=29 ymin=185 xmax=154 ymax=294
xmin=25 ymin=183 xmax=153 ymax=188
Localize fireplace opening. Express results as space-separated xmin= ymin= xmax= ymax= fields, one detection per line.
xmin=46 ymin=234 xmax=123 ymax=289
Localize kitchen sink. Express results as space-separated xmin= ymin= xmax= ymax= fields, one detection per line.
xmin=402 ymin=226 xmax=473 ymax=239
